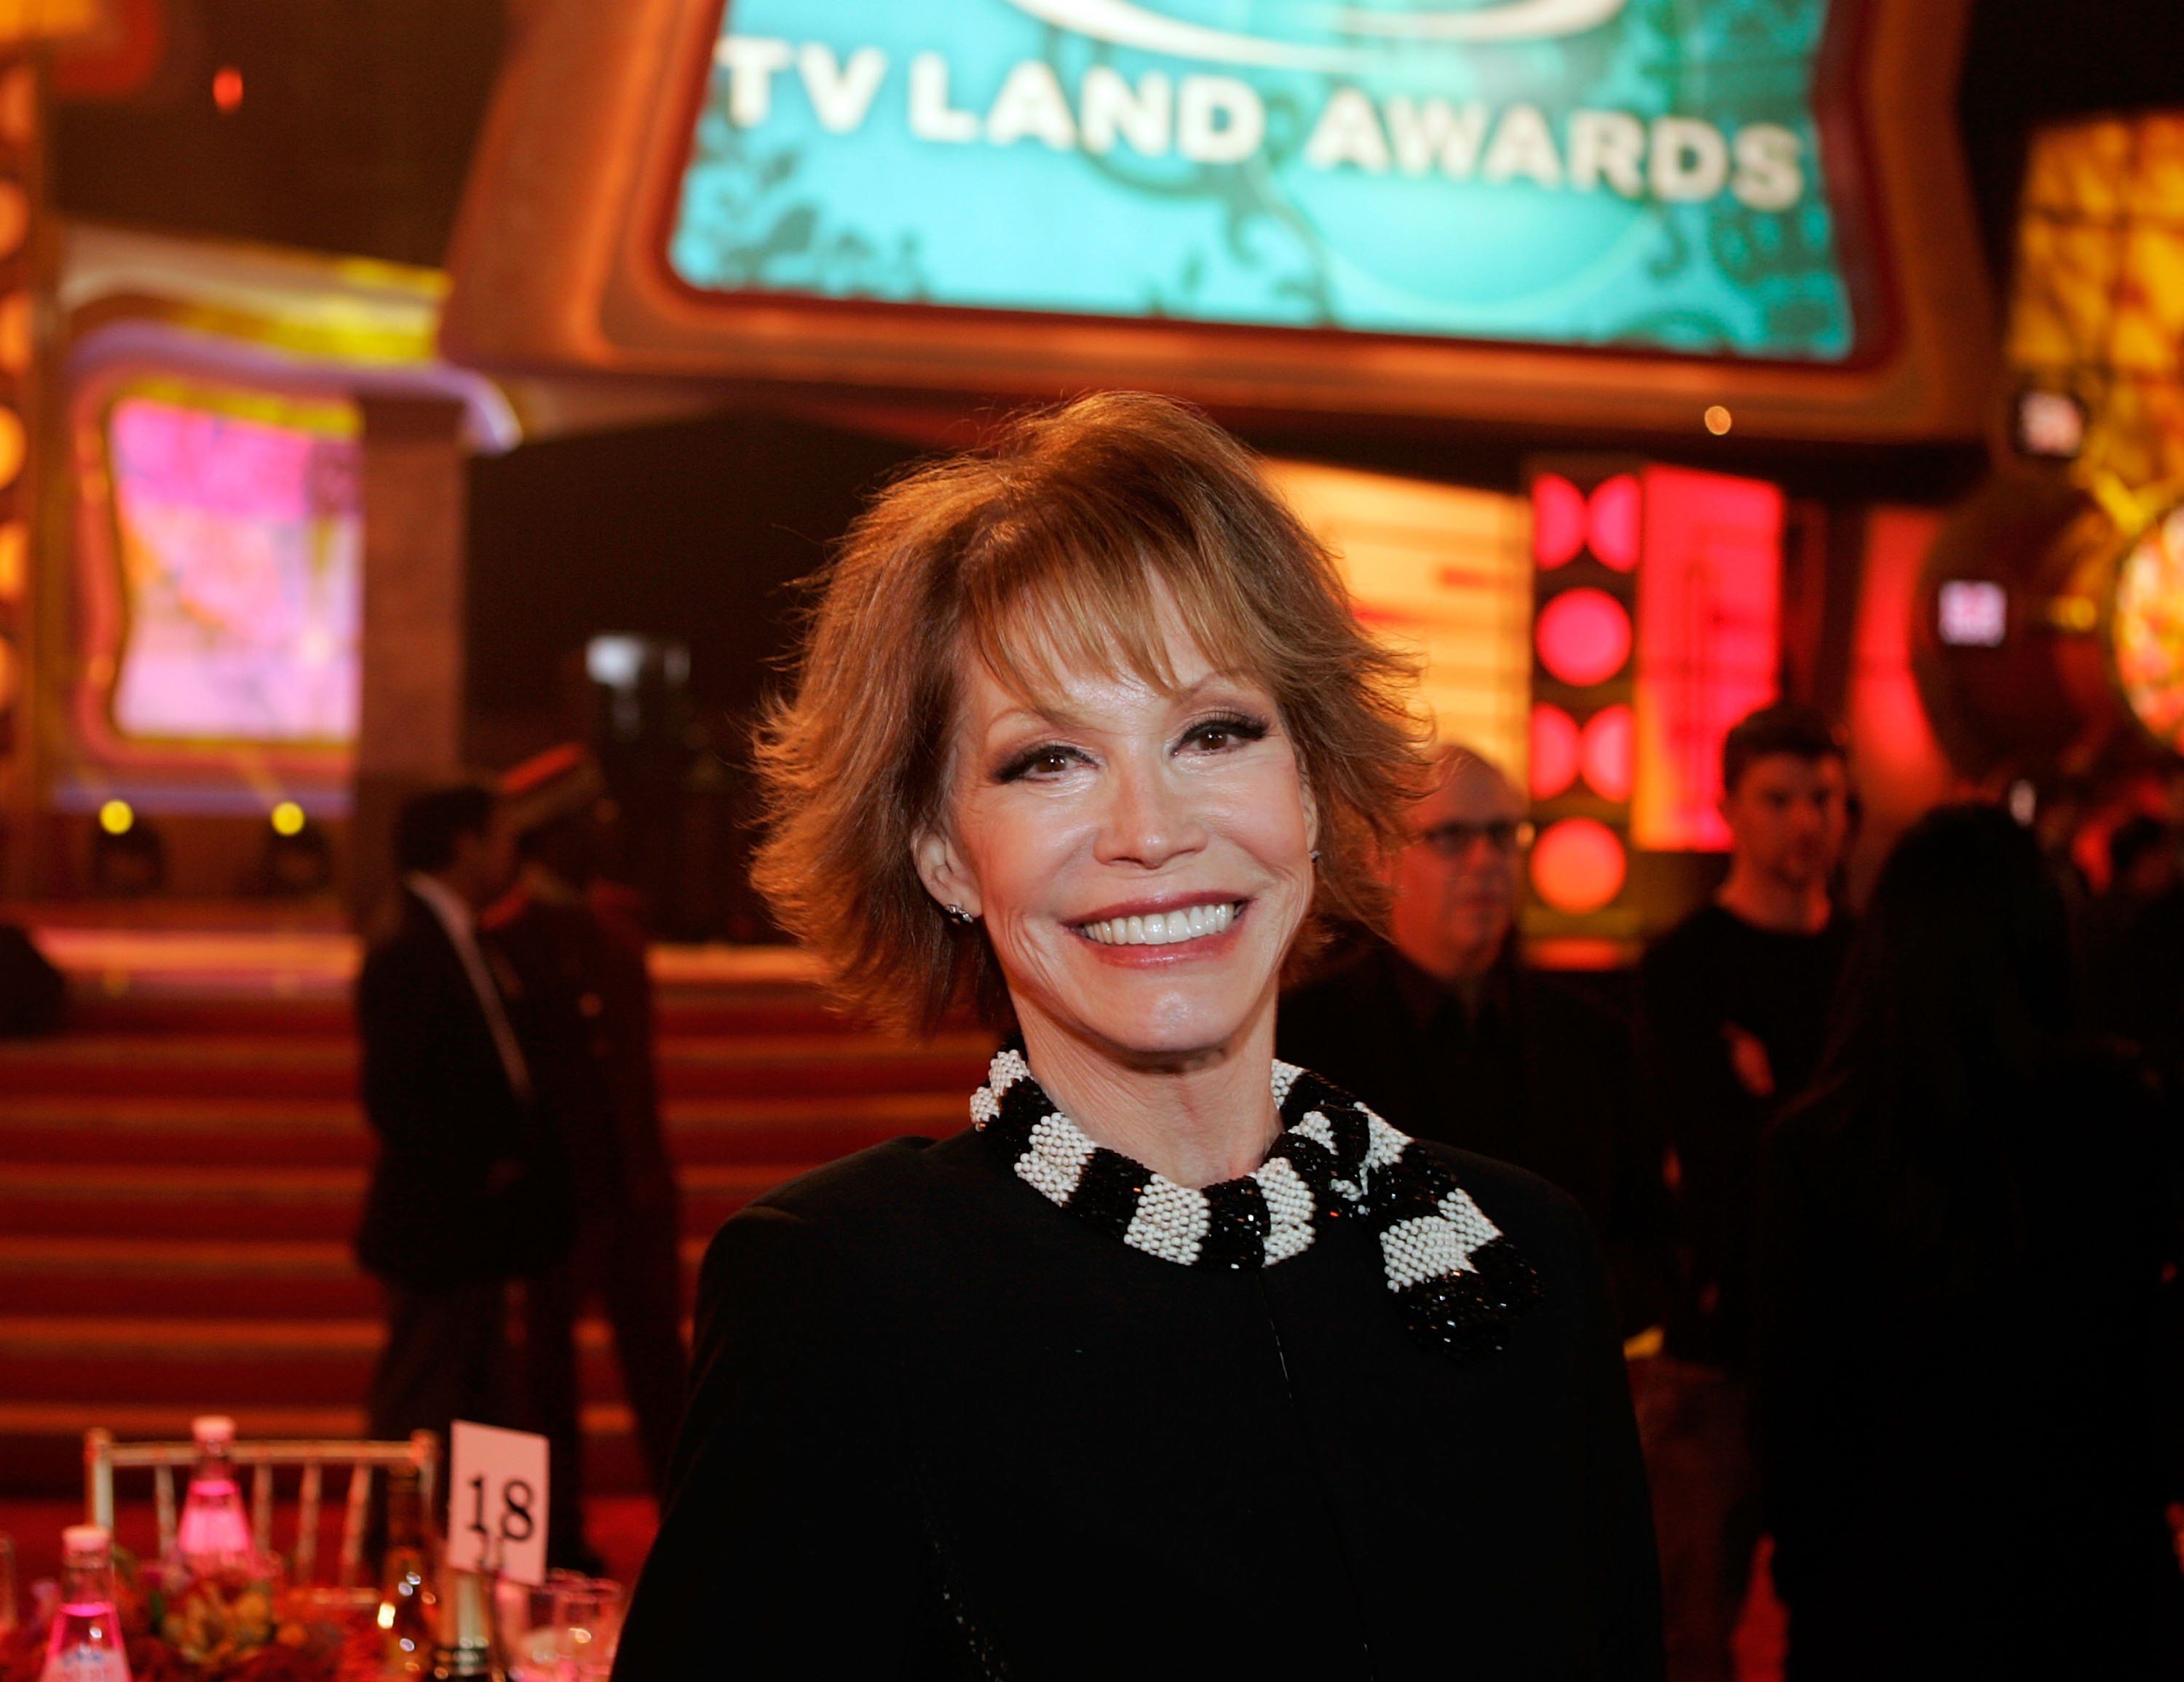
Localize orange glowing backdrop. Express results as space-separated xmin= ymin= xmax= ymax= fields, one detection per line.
xmin=1267 ymin=459 xmax=1532 ymax=782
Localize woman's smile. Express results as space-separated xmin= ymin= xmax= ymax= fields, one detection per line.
xmin=1073 ymin=896 xmax=1244 ymax=948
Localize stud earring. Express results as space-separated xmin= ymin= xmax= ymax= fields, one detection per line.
xmin=1310 ymin=849 xmax=1322 ymax=862
xmin=943 ymin=903 xmax=978 ymax=926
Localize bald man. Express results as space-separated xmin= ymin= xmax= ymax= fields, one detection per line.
xmin=1279 ymin=747 xmax=1655 ymax=1327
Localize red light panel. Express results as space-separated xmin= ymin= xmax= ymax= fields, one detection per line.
xmin=1536 ymin=588 xmax=1632 ymax=687
xmin=1580 ymin=703 xmax=1635 ymax=801
xmin=1530 ymin=704 xmax=1580 ymax=800
xmin=1530 ymin=817 xmax=1627 ymax=913
xmin=1633 ymin=465 xmax=1784 ymax=850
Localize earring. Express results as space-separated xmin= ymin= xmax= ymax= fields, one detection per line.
xmin=943 ymin=903 xmax=978 ymax=926
xmin=1310 ymin=849 xmax=1322 ymax=862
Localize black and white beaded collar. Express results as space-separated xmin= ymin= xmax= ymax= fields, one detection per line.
xmin=970 ymin=1046 xmax=1541 ymax=1362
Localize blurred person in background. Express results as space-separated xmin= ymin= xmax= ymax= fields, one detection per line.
xmin=357 ymin=785 xmax=576 ymax=1481
xmin=1280 ymin=745 xmax=1657 ymax=1328
xmin=1634 ymin=703 xmax=1853 ymax=1682
xmin=0 ymin=918 xmax=63 ymax=1035
xmin=1758 ymin=804 xmax=2184 ymax=1678
xmin=2088 ymin=814 xmax=2184 ymax=1078
xmin=489 ymin=747 xmax=686 ymax=1575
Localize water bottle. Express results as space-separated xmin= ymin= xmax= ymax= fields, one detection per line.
xmin=169 ymin=1416 xmax=264 ymax=1586
xmin=40 ymin=1524 xmax=131 ymax=1682
xmin=376 ymin=1462 xmax=439 ymax=1678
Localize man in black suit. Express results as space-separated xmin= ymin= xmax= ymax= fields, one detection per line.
xmin=357 ymin=784 xmax=576 ymax=1480
xmin=1279 ymin=746 xmax=1656 ymax=1329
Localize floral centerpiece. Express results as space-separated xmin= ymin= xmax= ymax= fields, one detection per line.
xmin=0 ymin=1548 xmax=381 ymax=1682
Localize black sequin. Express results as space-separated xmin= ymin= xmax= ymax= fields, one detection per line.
xmin=1069 ymin=1151 xmax=1155 ymax=1237
xmin=1198 ymin=1178 xmax=1270 ymax=1270
xmin=1396 ymin=1239 xmax=1545 ymax=1360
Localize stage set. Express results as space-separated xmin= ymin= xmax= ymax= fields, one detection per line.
xmin=1 ymin=0 xmax=2183 ymax=1678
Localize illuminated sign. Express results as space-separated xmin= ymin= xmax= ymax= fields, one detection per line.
xmin=1935 ymin=579 xmax=2006 ymax=648
xmin=1631 ymin=464 xmax=1783 ymax=851
xmin=671 ymin=0 xmax=1856 ymax=359
xmin=103 ymin=386 xmax=361 ymax=747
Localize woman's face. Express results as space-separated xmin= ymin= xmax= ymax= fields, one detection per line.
xmin=918 ymin=621 xmax=1317 ymax=1069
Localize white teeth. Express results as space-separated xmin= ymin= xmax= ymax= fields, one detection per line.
xmin=1078 ymin=903 xmax=1238 ymax=947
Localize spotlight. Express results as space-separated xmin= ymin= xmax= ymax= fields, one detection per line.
xmin=90 ymin=806 xmax=164 ymax=894
xmin=261 ymin=804 xmax=333 ymax=896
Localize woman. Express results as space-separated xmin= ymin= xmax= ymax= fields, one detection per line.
xmin=614 ymin=394 xmax=1661 ymax=1678
xmin=1757 ymin=805 xmax=2184 ymax=1678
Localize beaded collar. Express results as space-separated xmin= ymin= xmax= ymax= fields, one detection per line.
xmin=970 ymin=1046 xmax=1541 ymax=1362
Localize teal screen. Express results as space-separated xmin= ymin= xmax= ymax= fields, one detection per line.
xmin=667 ymin=0 xmax=1857 ymax=361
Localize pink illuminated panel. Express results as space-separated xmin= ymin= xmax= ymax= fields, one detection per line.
xmin=105 ymin=392 xmax=360 ymax=745
xmin=1632 ymin=466 xmax=1784 ymax=850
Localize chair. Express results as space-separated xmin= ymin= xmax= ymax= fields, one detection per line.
xmin=84 ymin=1429 xmax=438 ymax=1600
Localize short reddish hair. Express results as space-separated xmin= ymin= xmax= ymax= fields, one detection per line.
xmin=751 ymin=392 xmax=1431 ymax=1034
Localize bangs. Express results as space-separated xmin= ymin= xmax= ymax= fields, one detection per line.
xmin=958 ymin=513 xmax=1279 ymax=712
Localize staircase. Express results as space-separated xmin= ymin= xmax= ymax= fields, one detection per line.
xmin=0 ymin=933 xmax=991 ymax=1502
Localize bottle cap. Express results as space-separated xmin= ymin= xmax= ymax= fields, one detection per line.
xmin=192 ymin=1415 xmax=237 ymax=1445
xmin=61 ymin=1524 xmax=110 ymax=1557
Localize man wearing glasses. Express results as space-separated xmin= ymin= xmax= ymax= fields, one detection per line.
xmin=1280 ymin=745 xmax=1652 ymax=1323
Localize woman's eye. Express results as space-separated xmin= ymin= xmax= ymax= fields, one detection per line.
xmin=1184 ymin=715 xmax=1267 ymax=753
xmin=999 ymin=745 xmax=1083 ymax=781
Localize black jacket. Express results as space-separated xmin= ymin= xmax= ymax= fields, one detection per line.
xmin=352 ymin=887 xmax=574 ymax=1286
xmin=1280 ymin=940 xmax=1662 ymax=1333
xmin=614 ymin=1121 xmax=1663 ymax=1680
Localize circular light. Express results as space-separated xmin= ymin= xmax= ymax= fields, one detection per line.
xmin=0 ymin=405 xmax=28 ymax=490
xmin=0 ymin=66 xmax=34 ymax=148
xmin=1530 ymin=817 xmax=1627 ymax=913
xmin=2114 ymin=501 xmax=2184 ymax=751
xmin=213 ymin=66 xmax=244 ymax=113
xmin=0 ymin=291 xmax=30 ymax=377
xmin=1580 ymin=704 xmax=1635 ymax=801
xmin=0 ymin=631 xmax=16 ymax=709
xmin=1535 ymin=588 xmax=1633 ymax=687
xmin=1530 ymin=705 xmax=1580 ymax=801
xmin=0 ymin=520 xmax=23 ymax=600
xmin=0 ymin=181 xmax=28 ymax=263
xmin=1704 ymin=405 xmax=1733 ymax=436
xmin=98 ymin=799 xmax=135 ymax=837
xmin=1588 ymin=474 xmax=1642 ymax=572
xmin=271 ymin=801 xmax=307 ymax=837
xmin=1532 ymin=473 xmax=1587 ymax=570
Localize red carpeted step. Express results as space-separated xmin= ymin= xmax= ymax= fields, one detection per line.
xmin=0 ymin=1092 xmax=952 ymax=1172
xmin=0 ymin=1163 xmax=799 ymax=1242
xmin=0 ymin=1316 xmax=657 ymax=1407
xmin=0 ymin=934 xmax=985 ymax=1512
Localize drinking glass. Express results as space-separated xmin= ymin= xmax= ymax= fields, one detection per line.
xmin=550 ymin=1575 xmax=624 ymax=1681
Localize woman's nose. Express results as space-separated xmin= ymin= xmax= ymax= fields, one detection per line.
xmin=1093 ymin=758 xmax=1207 ymax=869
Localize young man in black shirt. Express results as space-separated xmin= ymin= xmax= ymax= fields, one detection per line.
xmin=1634 ymin=705 xmax=1852 ymax=1682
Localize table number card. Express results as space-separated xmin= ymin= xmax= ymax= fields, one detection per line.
xmin=448 ymin=1419 xmax=550 ymax=1587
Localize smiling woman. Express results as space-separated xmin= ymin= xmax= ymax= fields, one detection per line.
xmin=613 ymin=393 xmax=1666 ymax=1681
